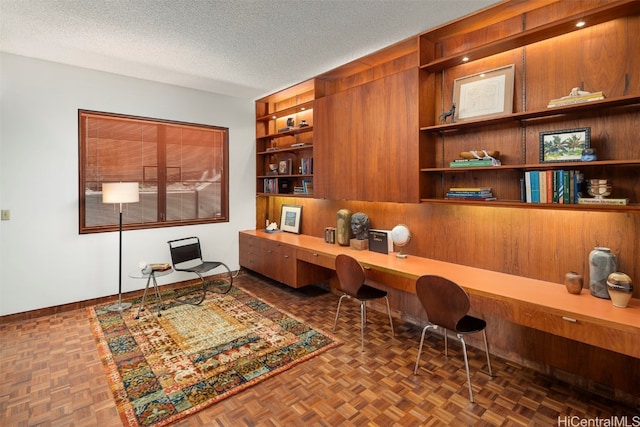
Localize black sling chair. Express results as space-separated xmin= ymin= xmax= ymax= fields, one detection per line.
xmin=167 ymin=237 xmax=232 ymax=305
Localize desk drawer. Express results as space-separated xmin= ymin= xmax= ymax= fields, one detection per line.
xmin=297 ymin=248 xmax=335 ymax=269
xmin=517 ymin=304 xmax=640 ymax=358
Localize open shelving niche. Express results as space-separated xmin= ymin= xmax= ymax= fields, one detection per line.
xmin=417 ymin=0 xmax=640 ymax=212
xmin=255 ymin=80 xmax=316 ymax=197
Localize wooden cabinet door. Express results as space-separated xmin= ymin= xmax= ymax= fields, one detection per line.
xmin=314 ymin=91 xmax=356 ymax=200
xmin=315 ymin=69 xmax=420 ymax=202
xmin=259 ymin=240 xmax=296 ymax=286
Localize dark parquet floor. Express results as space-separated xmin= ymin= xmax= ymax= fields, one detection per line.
xmin=1 ymin=272 xmax=637 ymax=427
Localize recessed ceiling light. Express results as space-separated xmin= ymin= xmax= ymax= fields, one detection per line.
xmin=462 ymin=56 xmax=470 ymax=62
xmin=576 ymin=21 xmax=586 ymax=27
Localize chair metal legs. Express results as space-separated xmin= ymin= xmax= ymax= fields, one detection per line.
xmin=415 ymin=326 xmax=492 ymax=403
xmin=383 ymin=296 xmax=395 ymax=338
xmin=332 ymin=294 xmax=348 ymax=332
xmin=359 ymin=300 xmax=366 ymax=352
xmin=333 ymin=294 xmax=395 ymax=352
xmin=413 ymin=323 xmax=438 ymax=374
xmin=459 ymin=335 xmax=475 ymax=402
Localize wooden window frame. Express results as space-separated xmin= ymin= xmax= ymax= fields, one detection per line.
xmin=78 ymin=110 xmax=229 ymax=234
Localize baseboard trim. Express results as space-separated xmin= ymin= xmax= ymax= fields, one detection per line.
xmin=0 ymin=270 xmax=245 ymax=324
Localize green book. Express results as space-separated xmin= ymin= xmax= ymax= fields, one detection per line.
xmin=450 ymin=159 xmax=497 ymax=167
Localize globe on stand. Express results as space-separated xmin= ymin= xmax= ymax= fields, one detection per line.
xmin=391 ymin=224 xmax=411 ymax=259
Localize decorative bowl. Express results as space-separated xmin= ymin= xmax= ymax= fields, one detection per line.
xmin=587 ymin=179 xmax=612 ymax=199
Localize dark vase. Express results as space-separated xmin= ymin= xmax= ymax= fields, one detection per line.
xmin=564 ymin=271 xmax=583 ymax=294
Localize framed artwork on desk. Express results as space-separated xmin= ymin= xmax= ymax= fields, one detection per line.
xmin=280 ymin=204 xmax=302 ymax=234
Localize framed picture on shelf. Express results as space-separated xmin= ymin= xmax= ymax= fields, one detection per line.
xmin=278 ymin=159 xmax=292 ymax=175
xmin=453 ymin=64 xmax=515 ymax=122
xmin=280 ymin=204 xmax=302 ymax=234
xmin=539 ymin=127 xmax=591 ymax=163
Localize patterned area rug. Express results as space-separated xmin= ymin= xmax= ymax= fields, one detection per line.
xmin=88 ymin=282 xmax=341 ymax=427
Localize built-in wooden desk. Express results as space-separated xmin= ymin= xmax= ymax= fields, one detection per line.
xmin=239 ymin=230 xmax=639 ymax=359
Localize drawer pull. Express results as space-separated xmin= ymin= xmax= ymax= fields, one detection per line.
xmin=284 ymin=255 xmax=289 ymax=258
xmin=313 ymin=253 xmax=319 ymax=257
xmin=562 ymin=316 xmax=577 ymax=323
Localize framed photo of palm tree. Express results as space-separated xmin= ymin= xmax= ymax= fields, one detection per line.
xmin=540 ymin=127 xmax=591 ymax=163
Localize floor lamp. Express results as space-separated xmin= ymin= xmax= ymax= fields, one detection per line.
xmin=102 ymin=182 xmax=140 ymax=312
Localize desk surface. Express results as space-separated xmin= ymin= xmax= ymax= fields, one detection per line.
xmin=243 ymin=230 xmax=639 ymax=339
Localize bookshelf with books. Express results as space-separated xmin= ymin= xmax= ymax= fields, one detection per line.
xmin=256 ymin=79 xmax=317 ymax=197
xmin=417 ymin=0 xmax=640 ymax=212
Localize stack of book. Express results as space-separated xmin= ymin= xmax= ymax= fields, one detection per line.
xmin=523 ymin=170 xmax=585 ymax=204
xmin=449 ymin=158 xmax=501 ymax=168
xmin=547 ymin=91 xmax=605 ymax=108
xmin=446 ymin=187 xmax=496 ymax=201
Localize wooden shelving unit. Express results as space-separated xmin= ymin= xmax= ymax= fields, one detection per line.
xmin=255 ymin=80 xmax=317 ymax=197
xmin=418 ymin=1 xmax=640 ymax=212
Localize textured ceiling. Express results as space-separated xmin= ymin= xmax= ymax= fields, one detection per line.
xmin=0 ymin=0 xmax=496 ymax=99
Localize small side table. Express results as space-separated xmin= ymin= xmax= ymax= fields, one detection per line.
xmin=129 ymin=267 xmax=173 ymax=319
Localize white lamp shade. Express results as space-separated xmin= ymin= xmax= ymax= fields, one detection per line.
xmin=102 ymin=182 xmax=140 ymax=204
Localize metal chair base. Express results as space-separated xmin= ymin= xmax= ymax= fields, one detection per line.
xmin=174 ymin=262 xmax=233 ymax=306
xmin=332 ymin=294 xmax=395 ymax=352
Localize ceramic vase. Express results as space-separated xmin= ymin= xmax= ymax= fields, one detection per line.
xmin=564 ymin=271 xmax=583 ymax=294
xmin=589 ymin=247 xmax=617 ymax=299
xmin=607 ymin=272 xmax=633 ymax=308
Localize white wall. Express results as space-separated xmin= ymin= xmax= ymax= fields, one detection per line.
xmin=0 ymin=53 xmax=256 ymax=316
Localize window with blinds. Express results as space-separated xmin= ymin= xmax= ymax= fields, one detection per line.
xmin=79 ymin=110 xmax=229 ymax=233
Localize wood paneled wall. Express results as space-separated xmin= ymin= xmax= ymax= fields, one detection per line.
xmin=253 ymin=0 xmax=640 ymax=405
xmin=262 ymin=197 xmax=640 ymax=296
xmin=255 ymin=196 xmax=640 ymax=402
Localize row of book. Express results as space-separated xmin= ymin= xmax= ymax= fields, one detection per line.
xmin=524 ymin=170 xmax=584 ymax=204
xmin=293 ymin=179 xmax=313 ymax=195
xmin=300 ymin=157 xmax=313 ymax=175
xmin=446 ymin=187 xmax=496 ymax=201
xmin=263 ymin=178 xmax=279 ymax=194
xmin=263 ymin=178 xmax=291 ymax=194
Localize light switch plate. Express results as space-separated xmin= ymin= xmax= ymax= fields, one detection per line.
xmin=1 ymin=210 xmax=10 ymax=220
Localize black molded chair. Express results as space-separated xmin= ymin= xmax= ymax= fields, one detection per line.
xmin=167 ymin=237 xmax=232 ymax=305
xmin=332 ymin=254 xmax=394 ymax=352
xmin=413 ymin=275 xmax=492 ymax=403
